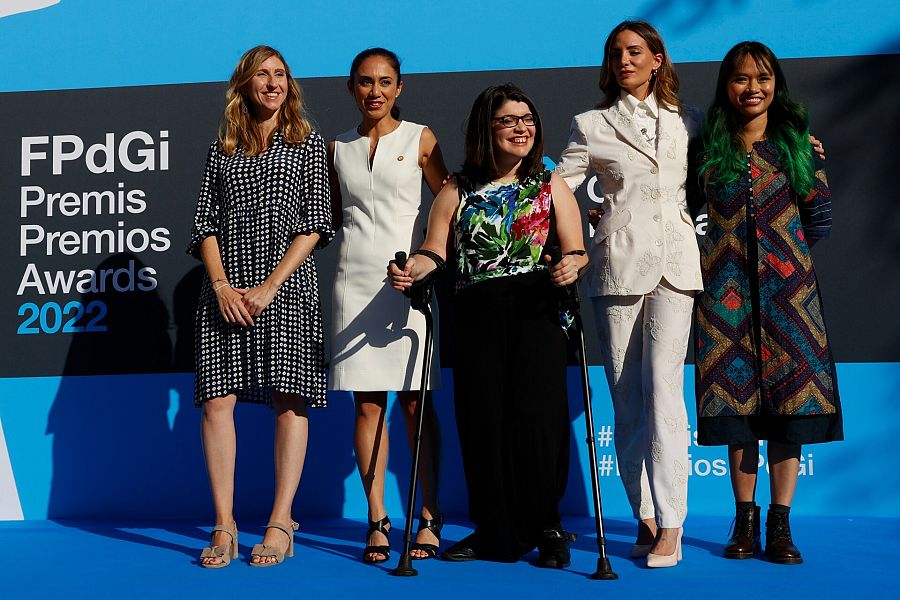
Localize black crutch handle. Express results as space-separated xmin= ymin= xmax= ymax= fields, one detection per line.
xmin=546 ymin=245 xmax=563 ymax=265
xmin=394 ymin=250 xmax=432 ymax=309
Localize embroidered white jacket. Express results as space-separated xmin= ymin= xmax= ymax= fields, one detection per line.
xmin=556 ymin=96 xmax=704 ymax=297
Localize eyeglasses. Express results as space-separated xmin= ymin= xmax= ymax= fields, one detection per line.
xmin=492 ymin=114 xmax=536 ymax=128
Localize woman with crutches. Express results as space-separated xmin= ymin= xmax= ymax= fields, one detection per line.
xmin=389 ymin=83 xmax=587 ymax=566
xmin=328 ymin=47 xmax=448 ymax=564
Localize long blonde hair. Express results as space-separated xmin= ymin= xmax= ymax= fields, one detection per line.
xmin=219 ymin=45 xmax=311 ymax=156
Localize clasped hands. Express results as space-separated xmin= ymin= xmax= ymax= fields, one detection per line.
xmin=215 ymin=281 xmax=278 ymax=327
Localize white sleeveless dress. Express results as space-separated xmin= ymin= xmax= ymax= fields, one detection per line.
xmin=329 ymin=121 xmax=440 ymax=391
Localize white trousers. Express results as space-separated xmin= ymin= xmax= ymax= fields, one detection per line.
xmin=591 ymin=278 xmax=693 ymax=528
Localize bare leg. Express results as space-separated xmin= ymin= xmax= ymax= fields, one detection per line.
xmin=251 ymin=391 xmax=309 ymax=565
xmin=397 ymin=390 xmax=442 ymax=557
xmin=768 ymin=441 xmax=800 ymax=506
xmin=354 ymin=391 xmax=390 ymax=561
xmin=200 ymin=394 xmax=238 ymax=566
xmin=729 ymin=443 xmax=760 ymax=503
xmin=652 ymin=527 xmax=680 ymax=556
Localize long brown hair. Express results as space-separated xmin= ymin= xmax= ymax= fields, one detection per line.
xmin=219 ymin=45 xmax=311 ymax=156
xmin=597 ymin=20 xmax=682 ymax=112
xmin=460 ymin=83 xmax=545 ymax=186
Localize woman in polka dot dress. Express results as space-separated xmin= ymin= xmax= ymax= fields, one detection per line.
xmin=187 ymin=46 xmax=334 ymax=568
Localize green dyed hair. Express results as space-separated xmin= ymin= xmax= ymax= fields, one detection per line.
xmin=700 ymin=41 xmax=814 ymax=194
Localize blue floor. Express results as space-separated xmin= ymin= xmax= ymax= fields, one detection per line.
xmin=0 ymin=516 xmax=893 ymax=599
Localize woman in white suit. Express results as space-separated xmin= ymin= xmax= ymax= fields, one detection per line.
xmin=555 ymin=20 xmax=702 ymax=568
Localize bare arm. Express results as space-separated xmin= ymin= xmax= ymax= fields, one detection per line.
xmin=199 ymin=235 xmax=255 ymax=327
xmin=419 ymin=127 xmax=450 ymax=196
xmin=545 ymin=173 xmax=589 ymax=287
xmin=388 ymin=178 xmax=458 ymax=290
xmin=241 ymin=232 xmax=321 ymax=317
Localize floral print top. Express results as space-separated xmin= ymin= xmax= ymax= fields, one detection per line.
xmin=454 ymin=169 xmax=553 ymax=290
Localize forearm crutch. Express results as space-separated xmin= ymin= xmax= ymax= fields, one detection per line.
xmin=391 ymin=251 xmax=436 ymax=577
xmin=548 ymin=246 xmax=618 ymax=580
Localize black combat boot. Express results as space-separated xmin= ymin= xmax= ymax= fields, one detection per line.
xmin=724 ymin=502 xmax=760 ymax=559
xmin=764 ymin=504 xmax=803 ymax=564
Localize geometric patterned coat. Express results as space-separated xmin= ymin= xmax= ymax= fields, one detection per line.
xmin=694 ymin=141 xmax=839 ymax=417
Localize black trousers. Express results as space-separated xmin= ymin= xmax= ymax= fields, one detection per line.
xmin=452 ymin=271 xmax=570 ymax=562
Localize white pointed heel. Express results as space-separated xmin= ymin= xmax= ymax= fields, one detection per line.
xmin=646 ymin=528 xmax=682 ymax=568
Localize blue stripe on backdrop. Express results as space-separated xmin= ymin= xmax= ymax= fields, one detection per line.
xmin=0 ymin=0 xmax=898 ymax=92
xmin=0 ymin=363 xmax=896 ymax=521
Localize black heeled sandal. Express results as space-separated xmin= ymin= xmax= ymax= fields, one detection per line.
xmin=537 ymin=525 xmax=576 ymax=569
xmin=362 ymin=516 xmax=392 ymax=564
xmin=409 ymin=513 xmax=443 ymax=560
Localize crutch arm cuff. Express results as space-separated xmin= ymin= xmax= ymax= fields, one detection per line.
xmin=410 ymin=249 xmax=446 ymax=272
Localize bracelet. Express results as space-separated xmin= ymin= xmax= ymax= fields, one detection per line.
xmin=410 ymin=249 xmax=446 ymax=271
xmin=213 ymin=282 xmax=231 ymax=292
xmin=212 ymin=277 xmax=228 ymax=284
xmin=564 ymin=249 xmax=586 ymax=256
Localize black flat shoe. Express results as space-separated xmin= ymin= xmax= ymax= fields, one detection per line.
xmin=537 ymin=526 xmax=575 ymax=569
xmin=362 ymin=516 xmax=391 ymax=564
xmin=410 ymin=513 xmax=443 ymax=560
xmin=441 ymin=533 xmax=479 ymax=562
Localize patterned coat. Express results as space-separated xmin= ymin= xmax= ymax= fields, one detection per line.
xmin=694 ymin=141 xmax=838 ymax=417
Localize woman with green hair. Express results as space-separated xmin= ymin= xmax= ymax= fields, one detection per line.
xmin=691 ymin=41 xmax=842 ymax=565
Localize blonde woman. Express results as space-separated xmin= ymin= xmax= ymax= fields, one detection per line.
xmin=188 ymin=45 xmax=333 ymax=568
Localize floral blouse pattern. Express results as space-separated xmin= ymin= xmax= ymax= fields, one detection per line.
xmin=455 ymin=170 xmax=553 ymax=290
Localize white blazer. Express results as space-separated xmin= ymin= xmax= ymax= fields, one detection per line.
xmin=556 ymin=95 xmax=704 ymax=297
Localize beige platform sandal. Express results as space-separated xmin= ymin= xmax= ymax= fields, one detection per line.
xmin=199 ymin=523 xmax=238 ymax=568
xmin=249 ymin=521 xmax=299 ymax=567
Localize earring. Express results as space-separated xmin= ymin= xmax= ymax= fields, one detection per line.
xmin=651 ymin=69 xmax=658 ymax=78
xmin=241 ymin=98 xmax=249 ymax=114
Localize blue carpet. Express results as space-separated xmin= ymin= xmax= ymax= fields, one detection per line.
xmin=0 ymin=516 xmax=893 ymax=598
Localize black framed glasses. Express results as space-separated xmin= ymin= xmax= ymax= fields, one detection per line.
xmin=492 ymin=114 xmax=536 ymax=128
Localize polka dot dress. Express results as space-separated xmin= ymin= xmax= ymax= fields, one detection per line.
xmin=187 ymin=131 xmax=334 ymax=408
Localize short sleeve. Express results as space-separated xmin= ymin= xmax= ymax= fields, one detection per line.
xmin=295 ymin=131 xmax=335 ymax=249
xmin=554 ymin=115 xmax=590 ymax=192
xmin=186 ymin=142 xmax=222 ymax=259
xmin=798 ymin=158 xmax=832 ymax=242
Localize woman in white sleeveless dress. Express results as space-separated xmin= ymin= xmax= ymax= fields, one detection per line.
xmin=327 ymin=48 xmax=448 ymax=563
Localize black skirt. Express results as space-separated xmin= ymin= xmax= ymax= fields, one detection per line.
xmin=698 ymin=413 xmax=843 ymax=446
